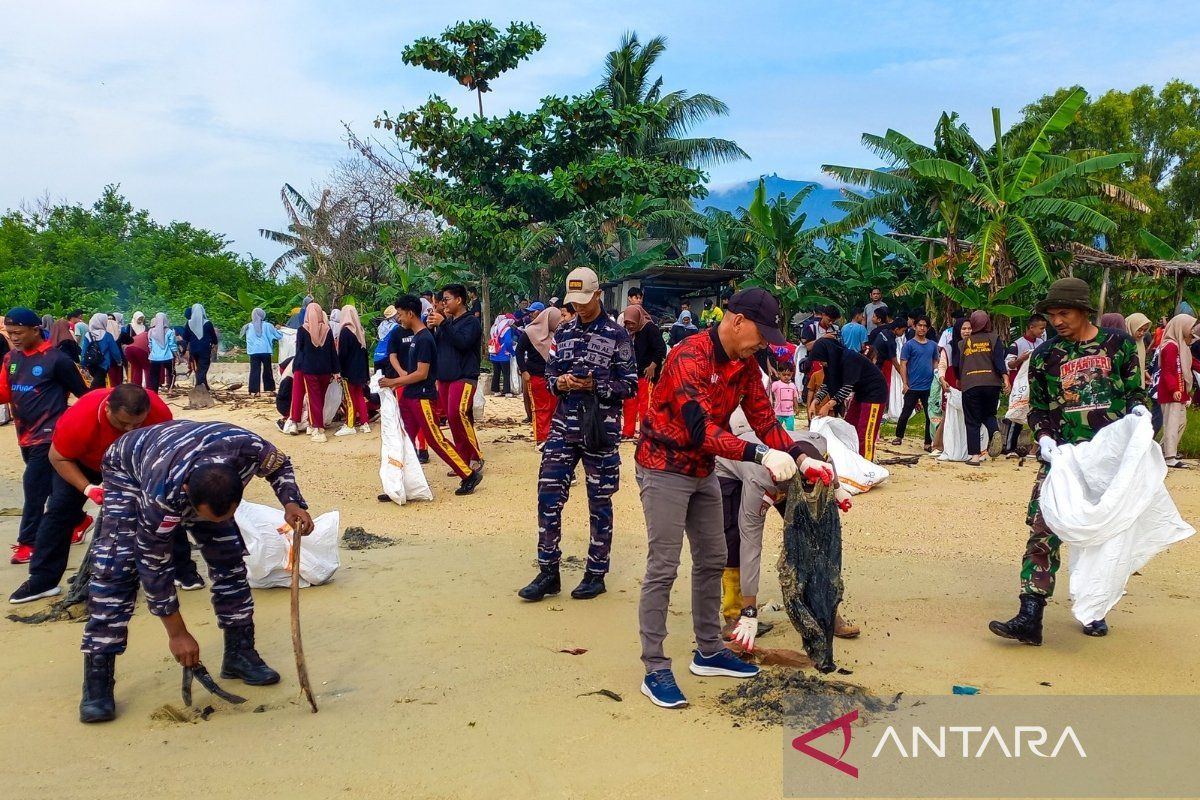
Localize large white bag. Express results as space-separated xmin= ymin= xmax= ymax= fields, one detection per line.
xmin=1040 ymin=414 xmax=1194 ymax=624
xmin=370 ymin=373 xmax=433 ymax=504
xmin=510 ymin=358 xmax=523 ymax=396
xmin=236 ymin=501 xmax=341 ymax=589
xmin=810 ymin=416 xmax=890 ymax=495
xmin=471 ymin=380 xmax=485 ymax=420
xmin=1004 ymin=360 xmax=1031 ymax=424
xmin=937 ymin=387 xmax=986 ymax=462
xmin=885 ymin=359 xmax=905 ymax=422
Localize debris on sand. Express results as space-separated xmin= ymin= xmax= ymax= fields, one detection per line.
xmin=578 ymin=689 xmax=622 ymax=702
xmin=719 ymin=669 xmax=895 ymax=727
xmin=342 ymin=527 xmax=398 ymax=550
xmin=150 ymin=704 xmax=197 ymax=724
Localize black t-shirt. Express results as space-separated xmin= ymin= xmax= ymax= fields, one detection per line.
xmin=403 ymin=329 xmax=439 ymax=400
xmin=385 ymin=326 xmax=413 ymax=379
xmin=870 ymin=328 xmax=895 ymax=365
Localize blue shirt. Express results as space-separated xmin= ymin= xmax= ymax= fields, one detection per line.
xmin=244 ymin=323 xmax=282 ymax=356
xmin=900 ymin=338 xmax=938 ymax=391
xmin=840 ymin=321 xmax=868 ymax=354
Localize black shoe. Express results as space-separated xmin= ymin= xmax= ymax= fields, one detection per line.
xmin=417 ymin=450 xmax=429 ymax=464
xmin=79 ymin=653 xmax=117 ymax=723
xmin=220 ymin=624 xmax=281 ymax=685
xmin=1082 ymin=619 xmax=1108 ymax=637
xmin=518 ymin=566 xmax=561 ymax=601
xmin=8 ymin=580 xmax=62 ymax=604
xmin=988 ymin=594 xmax=1046 ymax=646
xmin=455 ymin=470 xmax=483 ymax=496
xmin=570 ymin=571 xmax=607 ymax=600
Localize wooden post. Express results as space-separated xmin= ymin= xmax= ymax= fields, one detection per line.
xmin=1095 ymin=266 xmax=1111 ymax=323
xmin=1174 ymin=272 xmax=1186 ymax=314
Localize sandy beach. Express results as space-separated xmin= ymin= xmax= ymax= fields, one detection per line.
xmin=1 ymin=371 xmax=1198 ymax=799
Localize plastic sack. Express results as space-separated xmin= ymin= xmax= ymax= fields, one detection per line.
xmin=810 ymin=416 xmax=889 ymax=495
xmin=369 ymin=372 xmax=433 ymax=504
xmin=510 ymin=357 xmax=523 ymax=396
xmin=472 ymin=380 xmax=485 ymax=420
xmin=0 ymin=403 xmax=10 ymax=426
xmin=1004 ymin=360 xmax=1031 ymax=423
xmin=277 ymin=327 xmax=296 ymax=365
xmin=323 ymin=380 xmax=343 ymax=427
xmin=885 ymin=360 xmax=905 ymax=422
xmin=729 ymin=366 xmax=772 ymax=436
xmin=937 ymin=388 xmax=986 ymax=462
xmin=1040 ymin=414 xmax=1195 ymax=624
xmin=236 ymin=501 xmax=340 ymax=589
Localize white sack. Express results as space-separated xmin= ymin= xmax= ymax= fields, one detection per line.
xmin=810 ymin=416 xmax=890 ymax=495
xmin=1040 ymin=414 xmax=1194 ymax=624
xmin=937 ymin=387 xmax=987 ymax=462
xmin=323 ymin=379 xmax=343 ymax=427
xmin=885 ymin=360 xmax=905 ymax=422
xmin=472 ymin=379 xmax=485 ymax=419
xmin=237 ymin=501 xmax=341 ymax=589
xmin=510 ymin=358 xmax=523 ymax=395
xmin=1004 ymin=360 xmax=1031 ymax=424
xmin=370 ymin=372 xmax=433 ymax=504
xmin=277 ymin=327 xmax=296 ymax=365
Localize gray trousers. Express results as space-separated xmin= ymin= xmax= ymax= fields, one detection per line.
xmin=636 ymin=465 xmax=726 ymax=672
xmin=1161 ymin=402 xmax=1188 ymax=462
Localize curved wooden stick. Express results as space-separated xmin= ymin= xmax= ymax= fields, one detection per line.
xmin=290 ymin=531 xmax=318 ymax=713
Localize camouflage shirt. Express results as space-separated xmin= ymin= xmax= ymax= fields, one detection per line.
xmin=1028 ymin=329 xmax=1148 ymax=445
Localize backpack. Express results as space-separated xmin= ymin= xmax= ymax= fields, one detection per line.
xmin=372 ymin=327 xmax=395 ymax=367
xmin=82 ymin=339 xmax=104 ymax=372
xmin=487 ymin=329 xmax=502 ymax=356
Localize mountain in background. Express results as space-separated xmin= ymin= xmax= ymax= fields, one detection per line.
xmin=698 ymin=173 xmax=849 ymax=224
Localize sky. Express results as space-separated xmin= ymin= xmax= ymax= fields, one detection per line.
xmin=3 ymin=0 xmax=1198 ymax=265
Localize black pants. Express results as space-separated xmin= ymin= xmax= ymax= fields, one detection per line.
xmin=249 ymin=354 xmax=275 ymax=393
xmin=18 ymin=444 xmax=52 ymax=546
xmin=490 ymin=362 xmax=511 ymax=395
xmin=1003 ymin=420 xmax=1023 ymax=453
xmin=895 ymin=388 xmax=932 ymax=445
xmin=147 ymin=360 xmax=172 ymax=393
xmin=28 ymin=468 xmax=93 ymax=590
xmin=193 ymin=353 xmax=211 ymax=388
xmin=962 ymin=385 xmax=1002 ymax=456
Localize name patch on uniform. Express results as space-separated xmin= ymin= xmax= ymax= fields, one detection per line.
xmin=156 ymin=516 xmax=181 ymax=534
xmin=259 ymin=447 xmax=287 ymax=475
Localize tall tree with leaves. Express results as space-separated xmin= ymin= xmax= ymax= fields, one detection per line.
xmin=402 ymin=20 xmax=546 ymax=118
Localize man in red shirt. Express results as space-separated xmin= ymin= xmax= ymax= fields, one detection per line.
xmin=634 ymin=288 xmax=836 ymax=708
xmin=8 ymin=384 xmax=183 ymax=603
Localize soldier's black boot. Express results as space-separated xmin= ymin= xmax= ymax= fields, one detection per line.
xmin=79 ymin=653 xmax=117 ymax=723
xmin=221 ymin=624 xmax=281 ymax=685
xmin=518 ymin=566 xmax=561 ymax=601
xmin=570 ymin=571 xmax=607 ymax=600
xmin=988 ymin=594 xmax=1045 ymax=645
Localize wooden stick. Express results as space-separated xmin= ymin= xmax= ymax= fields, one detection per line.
xmin=290 ymin=530 xmax=318 ymax=713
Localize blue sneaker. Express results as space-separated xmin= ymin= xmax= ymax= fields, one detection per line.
xmin=689 ymin=648 xmax=760 ymax=678
xmin=641 ymin=669 xmax=688 ymax=708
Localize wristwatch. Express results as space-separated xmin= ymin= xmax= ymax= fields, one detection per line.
xmin=752 ymin=444 xmax=769 ymax=465
xmin=740 ymin=606 xmax=758 ymax=619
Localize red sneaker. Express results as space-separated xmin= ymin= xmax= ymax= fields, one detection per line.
xmin=72 ymin=514 xmax=95 ymax=545
xmin=10 ymin=544 xmax=33 ymax=565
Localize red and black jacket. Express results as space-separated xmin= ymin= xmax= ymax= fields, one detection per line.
xmin=0 ymin=340 xmax=90 ymax=447
xmin=636 ymin=327 xmax=803 ymax=477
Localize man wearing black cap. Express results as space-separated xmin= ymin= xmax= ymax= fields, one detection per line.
xmin=0 ymin=308 xmax=90 ymax=566
xmin=989 ymin=277 xmax=1149 ymax=644
xmin=634 ymin=288 xmax=837 ymax=709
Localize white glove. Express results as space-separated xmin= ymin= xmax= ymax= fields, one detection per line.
xmin=761 ymin=449 xmax=798 ymax=482
xmin=834 ymin=485 xmax=852 ymax=512
xmin=799 ymin=456 xmax=835 ymax=485
xmin=1038 ymin=436 xmax=1060 ymax=462
xmin=1130 ymin=404 xmax=1150 ymax=419
xmin=84 ymin=484 xmax=104 ymax=505
xmin=731 ymin=614 xmax=759 ymax=651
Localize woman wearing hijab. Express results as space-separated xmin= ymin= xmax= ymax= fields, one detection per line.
xmin=40 ymin=314 xmax=54 ymax=341
xmin=329 ymin=308 xmax=343 ymax=339
xmin=1124 ymin=313 xmax=1152 ymax=387
xmin=83 ymin=312 xmax=124 ymax=389
xmin=285 ymin=301 xmax=336 ymax=442
xmin=106 ymin=313 xmax=123 ymax=340
xmin=668 ymin=309 xmax=698 ymax=347
xmin=1099 ymin=312 xmax=1126 ymax=331
xmin=515 ymin=306 xmax=561 ymax=444
xmin=181 ymin=303 xmax=219 ymax=389
xmin=49 ymin=317 xmax=80 ymax=361
xmin=242 ymin=307 xmax=282 ymax=396
xmin=123 ymin=319 xmax=152 ymax=388
xmin=146 ymin=312 xmax=177 ymax=393
xmin=621 ymin=304 xmax=666 ymax=439
xmin=1156 ymin=313 xmax=1196 ymax=468
xmin=955 ymin=310 xmax=1009 ymax=466
xmin=334 ymin=305 xmax=371 ymax=436
xmin=802 ymin=337 xmax=889 ymax=459
xmin=487 ymin=313 xmax=516 ymax=397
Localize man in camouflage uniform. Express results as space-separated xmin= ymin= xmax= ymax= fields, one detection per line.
xmin=80 ymin=420 xmax=313 ymax=723
xmin=989 ymin=278 xmax=1149 ymax=645
xmin=517 ymin=267 xmax=638 ymax=602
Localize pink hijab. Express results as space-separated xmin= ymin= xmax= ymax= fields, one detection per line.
xmin=302 ymin=302 xmax=330 ymax=348
xmin=526 ymin=307 xmax=562 ymax=361
xmin=339 ymin=305 xmax=366 ymax=348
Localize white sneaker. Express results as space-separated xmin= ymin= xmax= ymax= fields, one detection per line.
xmin=334 ymin=425 xmax=356 ymax=437
xmin=282 ymin=420 xmax=298 ymax=435
xmin=357 ymin=424 xmax=371 ymax=433
xmin=311 ymin=430 xmax=328 ymax=443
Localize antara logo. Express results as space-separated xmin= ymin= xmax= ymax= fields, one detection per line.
xmin=792 ymin=709 xmax=858 ymax=778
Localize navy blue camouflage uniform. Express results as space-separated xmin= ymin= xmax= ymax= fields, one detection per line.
xmin=536 ymin=312 xmax=638 ymax=574
xmin=82 ymin=421 xmax=307 ymax=656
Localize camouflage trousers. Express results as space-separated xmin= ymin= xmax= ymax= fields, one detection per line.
xmin=536 ymin=434 xmax=620 ymax=574
xmin=81 ymin=486 xmax=254 ymax=656
xmin=1020 ymin=464 xmax=1061 ymax=597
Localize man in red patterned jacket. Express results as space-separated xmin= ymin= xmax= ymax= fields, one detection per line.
xmin=634 ymin=288 xmax=836 ymax=709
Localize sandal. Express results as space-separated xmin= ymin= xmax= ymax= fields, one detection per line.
xmin=890 ymin=437 xmax=902 ymax=445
